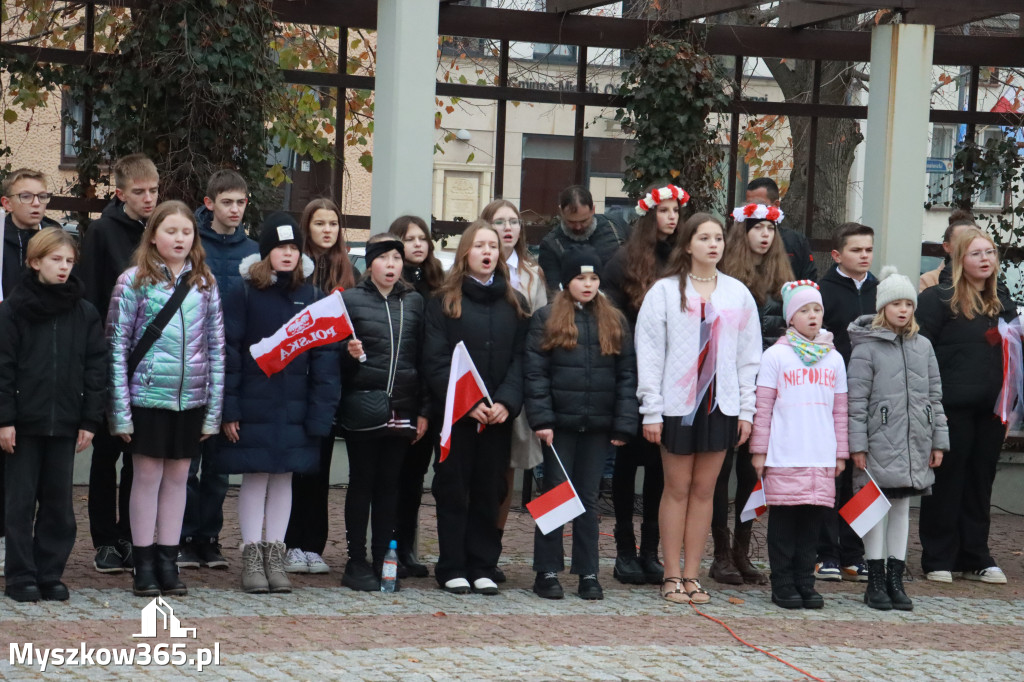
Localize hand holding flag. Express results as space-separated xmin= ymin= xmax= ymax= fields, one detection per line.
xmin=740 ymin=478 xmax=767 ymax=522
xmin=839 ymin=471 xmax=891 ymax=538
xmin=438 ymin=341 xmax=492 ymax=462
xmin=526 ymin=444 xmax=586 ymax=535
xmin=249 ymin=290 xmax=354 ymax=376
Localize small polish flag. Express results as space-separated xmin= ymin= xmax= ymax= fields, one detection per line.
xmin=249 ymin=290 xmax=354 ymax=376
xmin=439 ymin=341 xmax=491 ymax=462
xmin=839 ymin=475 xmax=891 ymax=538
xmin=526 ymin=445 xmax=586 ymax=535
xmin=740 ymin=478 xmax=767 ymax=522
xmin=991 ymin=86 xmax=1021 ymax=114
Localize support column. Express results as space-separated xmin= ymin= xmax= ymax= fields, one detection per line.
xmin=862 ymin=23 xmax=935 ymax=279
xmin=370 ymin=0 xmax=439 ymax=234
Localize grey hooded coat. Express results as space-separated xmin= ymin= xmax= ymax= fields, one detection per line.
xmin=847 ymin=314 xmax=949 ymax=494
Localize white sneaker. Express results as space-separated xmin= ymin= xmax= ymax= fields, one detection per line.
xmin=964 ymin=567 xmax=1007 ymax=584
xmin=0 ymin=536 xmax=5 ymax=577
xmin=471 ymin=577 xmax=499 ymax=595
xmin=443 ymin=577 xmax=471 ymax=594
xmin=305 ymin=551 xmax=330 ymax=574
xmin=925 ymin=570 xmax=953 ymax=583
xmin=283 ymin=547 xmax=310 ymax=574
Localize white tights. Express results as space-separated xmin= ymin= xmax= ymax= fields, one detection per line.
xmin=130 ymin=454 xmax=192 ymax=546
xmin=863 ymin=496 xmax=911 ymax=561
xmin=238 ymin=472 xmax=293 ymax=545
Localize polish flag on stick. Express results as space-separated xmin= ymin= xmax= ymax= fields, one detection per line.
xmin=249 ymin=290 xmax=354 ymax=377
xmin=527 ymin=444 xmax=586 ymax=535
xmin=839 ymin=470 xmax=891 ymax=538
xmin=438 ymin=341 xmax=492 ymax=463
xmin=740 ymin=478 xmax=767 ymax=522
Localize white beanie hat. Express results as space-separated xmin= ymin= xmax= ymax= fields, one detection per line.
xmin=875 ymin=265 xmax=917 ymax=310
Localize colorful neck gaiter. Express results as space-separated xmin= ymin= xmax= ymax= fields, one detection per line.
xmin=786 ymin=328 xmax=830 ymax=367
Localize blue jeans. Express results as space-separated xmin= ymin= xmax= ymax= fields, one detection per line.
xmin=180 ymin=438 xmax=229 ymax=542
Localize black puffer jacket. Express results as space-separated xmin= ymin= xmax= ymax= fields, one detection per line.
xmin=0 ymin=271 xmax=107 ymax=436
xmin=2 ymin=213 xmax=63 ymax=298
xmin=538 ymin=214 xmax=629 ymax=293
xmin=917 ymin=283 xmax=1018 ymax=409
xmin=819 ymin=263 xmax=878 ymax=364
xmin=76 ymin=199 xmax=145 ymax=318
xmin=422 ymin=274 xmax=528 ymax=420
xmin=340 ymin=278 xmax=427 ymax=419
xmin=780 ymin=226 xmax=817 ymax=282
xmin=760 ymin=295 xmax=786 ymax=350
xmin=602 ymin=236 xmax=674 ymax=329
xmin=524 ymin=302 xmax=638 ymax=440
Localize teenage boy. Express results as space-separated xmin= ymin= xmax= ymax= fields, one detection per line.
xmin=1 ymin=168 xmax=62 ymax=577
xmin=176 ymin=170 xmax=258 ymax=571
xmin=746 ymin=177 xmax=817 ymax=281
xmin=815 ymin=222 xmax=878 ymax=583
xmin=79 ymin=154 xmax=159 ymax=573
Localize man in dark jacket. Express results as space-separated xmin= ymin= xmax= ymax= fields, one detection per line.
xmin=77 ymin=153 xmax=159 ymax=574
xmin=537 ymin=186 xmax=629 ymax=294
xmin=178 ymin=170 xmax=259 ymax=572
xmin=816 ymin=221 xmax=877 ymax=584
xmin=746 ymin=177 xmax=817 ymax=281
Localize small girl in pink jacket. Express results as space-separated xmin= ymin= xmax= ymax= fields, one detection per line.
xmin=750 ymin=281 xmax=848 ymax=610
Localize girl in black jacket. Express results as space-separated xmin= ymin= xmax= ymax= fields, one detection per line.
xmin=525 ymin=246 xmax=637 ymax=600
xmin=338 ymin=234 xmax=428 ymax=590
xmin=422 ymin=221 xmax=529 ymax=595
xmin=0 ymin=228 xmax=107 ymax=602
xmin=916 ymin=227 xmax=1016 ymax=585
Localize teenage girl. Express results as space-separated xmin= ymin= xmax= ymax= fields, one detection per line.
xmin=750 ymin=281 xmax=848 ymax=610
xmin=422 ymin=221 xmax=529 ymax=595
xmin=710 ymin=204 xmax=794 ymax=586
xmin=848 ymin=266 xmax=947 ymax=611
xmin=525 ymin=245 xmax=637 ymax=601
xmin=0 ymin=228 xmax=106 ymax=602
xmin=337 ymin=234 xmax=427 ymax=590
xmin=602 ymin=183 xmax=686 ymax=585
xmin=481 ymin=199 xmax=546 ymax=583
xmin=389 ymin=215 xmax=445 ymax=578
xmin=634 ymin=213 xmax=761 ymax=605
xmin=219 ymin=212 xmax=340 ymax=595
xmin=107 ymin=200 xmax=225 ymax=598
xmin=283 ymin=198 xmax=359 ymax=575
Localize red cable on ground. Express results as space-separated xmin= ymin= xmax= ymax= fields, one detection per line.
xmin=689 ymin=603 xmax=826 ymax=682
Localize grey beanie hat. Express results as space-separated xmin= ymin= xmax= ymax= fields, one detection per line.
xmin=875 ymin=265 xmax=917 ymax=309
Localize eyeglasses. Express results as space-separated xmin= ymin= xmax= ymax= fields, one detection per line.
xmin=491 ymin=218 xmax=521 ymax=228
xmin=9 ymin=192 xmax=52 ymax=204
xmin=967 ymin=248 xmax=998 ymax=260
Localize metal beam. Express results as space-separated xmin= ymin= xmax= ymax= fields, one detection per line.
xmin=903 ymin=6 xmax=1021 ymax=28
xmin=545 ymin=0 xmax=616 ymax=12
xmin=778 ymin=1 xmax=872 ymax=29
xmin=659 ymin=1 xmax=763 ymax=21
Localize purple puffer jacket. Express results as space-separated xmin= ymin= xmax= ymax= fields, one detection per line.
xmin=106 ymin=263 xmax=225 ymax=436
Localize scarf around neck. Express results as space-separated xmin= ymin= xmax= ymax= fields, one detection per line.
xmin=786 ymin=328 xmax=832 ymax=367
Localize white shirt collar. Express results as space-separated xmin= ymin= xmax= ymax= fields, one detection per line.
xmin=836 ymin=266 xmax=867 ymax=290
xmin=506 ymin=251 xmax=520 ymax=291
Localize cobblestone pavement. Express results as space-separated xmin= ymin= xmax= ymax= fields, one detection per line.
xmin=2 ymin=486 xmax=1022 ymax=680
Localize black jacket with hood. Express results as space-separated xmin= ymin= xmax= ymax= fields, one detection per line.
xmin=77 ymin=199 xmax=146 ymax=319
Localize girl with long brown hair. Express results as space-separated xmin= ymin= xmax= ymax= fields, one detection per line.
xmin=422 ymin=221 xmax=529 ymax=595
xmin=107 ymin=200 xmax=225 ymax=598
xmin=524 ymin=246 xmax=637 ymax=600
xmin=389 ymin=215 xmax=444 ymax=296
xmin=709 ymin=205 xmax=794 ymax=587
xmin=299 ymin=198 xmax=357 ymax=292
xmin=635 ymin=212 xmax=762 ymax=605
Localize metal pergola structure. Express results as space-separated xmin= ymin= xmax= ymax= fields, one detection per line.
xmin=2 ymin=0 xmax=1023 ymax=238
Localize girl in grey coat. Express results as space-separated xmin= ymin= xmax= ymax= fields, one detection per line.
xmin=847 ymin=266 xmax=948 ymax=612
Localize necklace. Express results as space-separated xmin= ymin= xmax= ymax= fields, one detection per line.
xmin=688 ymin=272 xmax=718 ymax=282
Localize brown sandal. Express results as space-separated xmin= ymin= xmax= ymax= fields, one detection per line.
xmin=661 ymin=577 xmax=689 ymax=604
xmin=682 ymin=578 xmax=711 ymax=604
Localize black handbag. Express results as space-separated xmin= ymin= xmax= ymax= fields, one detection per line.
xmin=338 ymin=389 xmax=391 ymax=431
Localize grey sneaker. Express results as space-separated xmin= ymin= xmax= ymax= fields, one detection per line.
xmin=263 ymin=541 xmax=292 ymax=594
xmin=241 ymin=543 xmax=269 ymax=594
xmin=284 ymin=547 xmax=310 ymax=574
xmin=305 ymin=551 xmax=330 ymax=574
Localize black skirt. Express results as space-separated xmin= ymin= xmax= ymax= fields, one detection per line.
xmin=131 ymin=406 xmax=205 ymax=460
xmin=661 ymin=397 xmax=738 ymax=455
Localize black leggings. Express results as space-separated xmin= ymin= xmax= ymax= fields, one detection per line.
xmin=344 ymin=434 xmax=407 ymax=565
xmin=284 ymin=432 xmax=335 ymax=555
xmin=612 ymin=435 xmax=663 ymax=531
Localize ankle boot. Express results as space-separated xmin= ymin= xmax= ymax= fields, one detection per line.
xmin=241 ymin=543 xmax=269 ymax=594
xmin=886 ymin=557 xmax=913 ymax=611
xmin=612 ymin=524 xmax=645 ymax=585
xmin=263 ymin=541 xmax=292 ymax=594
xmin=732 ymin=524 xmax=768 ymax=585
xmin=155 ymin=545 xmax=187 ymax=596
xmin=708 ymin=526 xmax=743 ymax=585
xmin=864 ymin=559 xmax=892 ymax=610
xmin=638 ymin=522 xmax=664 ymax=584
xmin=132 ymin=544 xmax=160 ymax=597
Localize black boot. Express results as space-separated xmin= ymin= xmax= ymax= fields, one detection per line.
xmin=155 ymin=545 xmax=187 ymax=596
xmin=732 ymin=524 xmax=768 ymax=585
xmin=399 ymin=551 xmax=429 ymax=578
xmin=612 ymin=524 xmax=645 ymax=585
xmin=886 ymin=557 xmax=913 ymax=611
xmin=864 ymin=559 xmax=892 ymax=610
xmin=132 ymin=545 xmax=160 ymax=598
xmin=708 ymin=526 xmax=743 ymax=585
xmin=638 ymin=522 xmax=664 ymax=584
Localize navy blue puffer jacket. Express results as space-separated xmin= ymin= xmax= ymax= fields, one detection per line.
xmin=216 ymin=254 xmax=341 ymax=474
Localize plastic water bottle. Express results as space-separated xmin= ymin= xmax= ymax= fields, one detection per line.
xmin=380 ymin=540 xmax=398 ymax=593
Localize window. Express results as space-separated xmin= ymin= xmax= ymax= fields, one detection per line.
xmin=927 ymin=125 xmax=1006 ymax=208
xmin=60 ymin=91 xmax=104 ymax=166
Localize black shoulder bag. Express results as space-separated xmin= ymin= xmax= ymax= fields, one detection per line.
xmin=126 ymin=280 xmax=190 ymax=379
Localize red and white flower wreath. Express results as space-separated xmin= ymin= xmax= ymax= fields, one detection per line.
xmin=731 ymin=203 xmax=784 ymax=224
xmin=635 ymin=185 xmax=690 ymax=216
